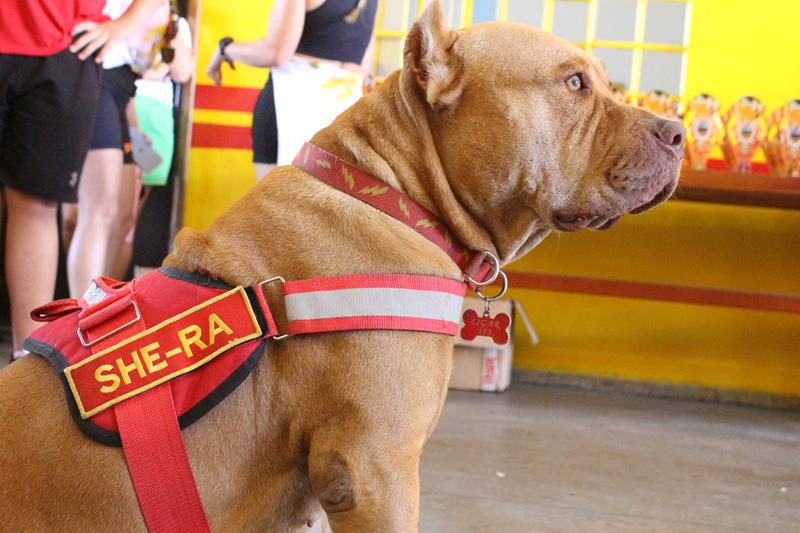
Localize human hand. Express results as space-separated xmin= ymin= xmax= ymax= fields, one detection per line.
xmin=70 ymin=19 xmax=131 ymax=62
xmin=206 ymin=47 xmax=225 ymax=86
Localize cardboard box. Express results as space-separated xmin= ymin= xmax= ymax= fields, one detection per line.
xmin=450 ymin=344 xmax=514 ymax=392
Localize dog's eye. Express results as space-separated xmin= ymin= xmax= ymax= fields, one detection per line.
xmin=567 ymin=74 xmax=584 ymax=92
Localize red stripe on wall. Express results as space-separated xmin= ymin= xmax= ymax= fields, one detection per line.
xmin=191 ymin=123 xmax=251 ymax=149
xmin=194 ymin=85 xmax=260 ymax=113
xmin=505 ymin=271 xmax=800 ymax=314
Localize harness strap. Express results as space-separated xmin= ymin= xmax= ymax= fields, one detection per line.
xmin=81 ymin=287 xmax=211 ymax=533
xmin=292 ymin=143 xmax=494 ymax=286
xmin=116 ymin=386 xmax=210 ymax=533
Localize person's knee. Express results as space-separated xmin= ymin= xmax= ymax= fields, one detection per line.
xmin=82 ymin=200 xmax=120 ymax=230
xmin=117 ymin=208 xmax=136 ymax=235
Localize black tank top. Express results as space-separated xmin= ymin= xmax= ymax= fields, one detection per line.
xmin=295 ymin=0 xmax=378 ymax=65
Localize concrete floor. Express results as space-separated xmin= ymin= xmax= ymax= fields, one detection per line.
xmin=3 ymin=346 xmax=798 ymax=531
xmin=420 ymin=387 xmax=800 ymax=532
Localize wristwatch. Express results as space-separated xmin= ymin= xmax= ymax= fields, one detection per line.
xmin=219 ymin=37 xmax=234 ymax=66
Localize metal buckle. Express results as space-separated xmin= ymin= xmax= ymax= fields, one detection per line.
xmin=465 ymin=250 xmax=501 ymax=287
xmin=466 ymin=250 xmax=508 ymax=314
xmin=77 ymin=300 xmax=142 ymax=348
xmin=257 ymin=276 xmax=290 ymax=341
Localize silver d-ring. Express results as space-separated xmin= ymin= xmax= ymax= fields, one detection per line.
xmin=475 ymin=270 xmax=508 ymax=302
xmin=466 ymin=250 xmax=501 ymax=287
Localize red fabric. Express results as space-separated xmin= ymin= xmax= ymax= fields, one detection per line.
xmin=284 ymin=274 xmax=466 ymax=295
xmin=253 ymin=285 xmax=280 ymax=338
xmin=28 ymin=270 xmax=262 ymax=433
xmin=292 ymin=144 xmax=480 ymax=274
xmin=286 ymin=316 xmax=460 ymax=336
xmin=78 ymin=289 xmax=211 ymax=532
xmin=77 ymin=288 xmax=137 ymax=332
xmin=0 ymin=0 xmax=107 ymax=56
xmin=31 ymin=298 xmax=81 ymax=322
xmin=66 ymin=287 xmax=261 ymax=419
xmin=116 ymin=385 xmax=211 ymax=533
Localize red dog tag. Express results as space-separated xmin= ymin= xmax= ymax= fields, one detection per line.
xmin=460 ymin=309 xmax=511 ymax=345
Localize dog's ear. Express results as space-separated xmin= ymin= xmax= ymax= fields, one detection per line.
xmin=404 ymin=0 xmax=463 ymax=110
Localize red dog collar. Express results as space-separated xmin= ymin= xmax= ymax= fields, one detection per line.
xmin=293 ymin=142 xmax=498 ymax=288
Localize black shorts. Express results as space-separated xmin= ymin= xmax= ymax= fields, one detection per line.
xmin=252 ymin=73 xmax=278 ymax=164
xmin=91 ymin=66 xmax=137 ymax=164
xmin=0 ymin=47 xmax=102 ymax=203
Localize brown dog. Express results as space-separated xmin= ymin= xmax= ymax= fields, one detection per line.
xmin=0 ymin=3 xmax=683 ymax=531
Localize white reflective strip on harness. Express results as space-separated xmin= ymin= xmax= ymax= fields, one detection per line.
xmin=282 ymin=274 xmax=466 ymax=336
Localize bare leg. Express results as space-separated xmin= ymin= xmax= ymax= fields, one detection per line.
xmin=255 ymin=163 xmax=276 ymax=182
xmin=109 ymin=184 xmax=150 ymax=280
xmin=61 ymin=203 xmax=78 ymax=249
xmin=67 ymin=148 xmax=122 ymax=297
xmin=4 ymin=187 xmax=59 ymax=352
xmin=105 ymin=163 xmax=138 ymax=279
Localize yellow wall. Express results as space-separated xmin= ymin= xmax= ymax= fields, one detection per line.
xmin=184 ymin=1 xmax=800 ymax=397
xmin=510 ymin=203 xmax=800 ymax=397
xmin=685 ymin=0 xmax=800 ymax=111
xmin=196 ymin=1 xmax=273 ymax=89
xmin=184 ymin=0 xmax=274 ymax=230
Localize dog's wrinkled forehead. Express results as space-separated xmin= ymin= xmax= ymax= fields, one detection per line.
xmin=457 ymin=23 xmax=607 ymax=86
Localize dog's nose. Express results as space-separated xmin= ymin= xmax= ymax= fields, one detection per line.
xmin=652 ymin=119 xmax=686 ymax=148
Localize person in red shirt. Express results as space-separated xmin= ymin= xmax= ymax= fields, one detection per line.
xmin=0 ymin=0 xmax=162 ymax=362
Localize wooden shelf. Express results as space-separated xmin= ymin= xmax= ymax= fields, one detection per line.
xmin=674 ymin=169 xmax=800 ymax=209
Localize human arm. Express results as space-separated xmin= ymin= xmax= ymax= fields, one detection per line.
xmin=206 ymin=0 xmax=305 ymax=85
xmin=142 ymin=62 xmax=170 ymax=80
xmin=125 ymin=99 xmax=140 ymax=131
xmin=359 ymin=2 xmax=379 ymax=77
xmin=70 ymin=0 xmax=163 ymax=62
xmin=141 ymin=19 xmax=194 ymax=82
xmin=166 ymin=19 xmax=194 ymax=83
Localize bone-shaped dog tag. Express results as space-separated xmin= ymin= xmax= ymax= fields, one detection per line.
xmin=460 ymin=308 xmax=511 ymax=345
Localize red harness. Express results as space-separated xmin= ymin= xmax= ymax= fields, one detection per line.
xmin=25 ymin=143 xmax=502 ymax=532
